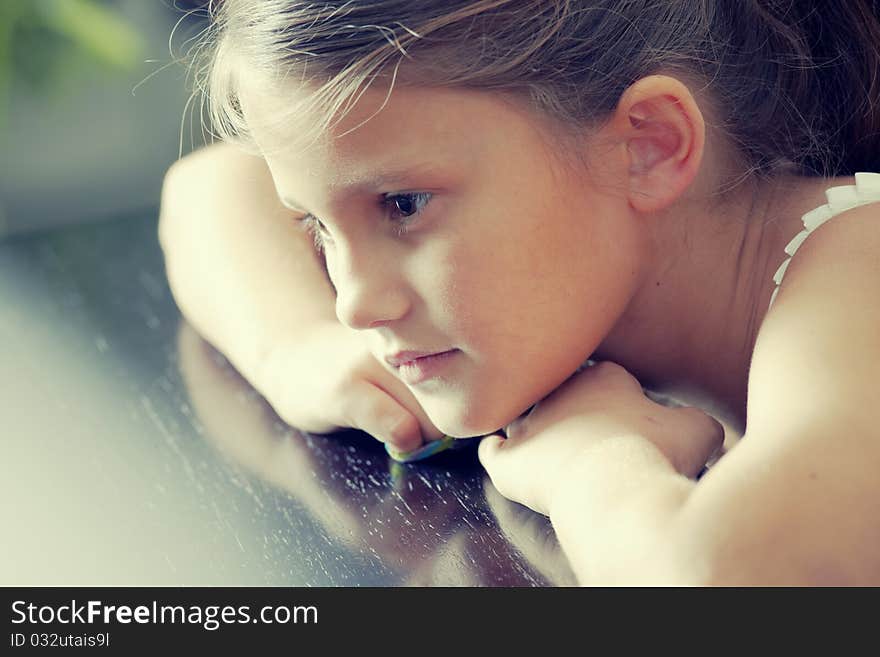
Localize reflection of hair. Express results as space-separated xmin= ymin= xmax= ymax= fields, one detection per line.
xmin=201 ymin=1 xmax=880 ymax=177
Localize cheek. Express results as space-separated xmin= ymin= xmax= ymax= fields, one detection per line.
xmin=452 ymin=210 xmax=594 ymax=337
xmin=413 ymin=187 xmax=635 ymax=340
xmin=416 ymin=205 xmax=598 ymax=349
xmin=435 ymin=247 xmax=512 ymax=343
xmin=404 ymin=229 xmax=503 ymax=336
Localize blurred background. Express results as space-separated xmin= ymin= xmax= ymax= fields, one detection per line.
xmin=0 ymin=0 xmax=207 ymax=237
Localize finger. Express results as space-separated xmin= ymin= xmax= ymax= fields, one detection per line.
xmin=695 ymin=409 xmax=725 ymax=462
xmin=341 ymin=380 xmax=423 ymax=451
xmin=581 ymin=360 xmax=644 ymax=394
xmin=479 ymin=435 xmax=546 ymax=514
xmin=675 ymin=407 xmax=725 ymax=477
xmin=374 ymin=375 xmax=446 ymax=443
xmin=477 ymin=434 xmax=509 ymax=485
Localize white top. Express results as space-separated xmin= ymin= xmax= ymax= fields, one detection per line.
xmin=768 ymin=171 xmax=880 ymax=310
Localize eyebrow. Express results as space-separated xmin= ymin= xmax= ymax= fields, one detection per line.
xmin=279 ymin=162 xmax=444 ymax=214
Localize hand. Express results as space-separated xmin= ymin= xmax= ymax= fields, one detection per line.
xmin=258 ymin=320 xmax=444 ymax=452
xmin=478 ymin=361 xmax=724 ymax=516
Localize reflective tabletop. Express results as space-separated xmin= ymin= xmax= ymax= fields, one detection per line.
xmin=1 ymin=210 xmax=575 ymax=586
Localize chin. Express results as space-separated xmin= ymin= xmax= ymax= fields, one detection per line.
xmin=425 ymin=413 xmax=485 ymax=439
xmin=423 ymin=397 xmax=524 ymax=439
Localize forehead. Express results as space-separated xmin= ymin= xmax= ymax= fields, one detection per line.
xmin=238 ymin=77 xmax=555 ymax=186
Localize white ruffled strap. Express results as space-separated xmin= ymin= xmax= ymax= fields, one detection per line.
xmin=768 ymin=172 xmax=880 ymax=311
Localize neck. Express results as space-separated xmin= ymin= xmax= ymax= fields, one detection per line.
xmin=593 ymin=173 xmax=835 ymax=435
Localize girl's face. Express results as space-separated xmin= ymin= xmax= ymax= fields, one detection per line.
xmin=243 ymin=82 xmax=646 ymax=436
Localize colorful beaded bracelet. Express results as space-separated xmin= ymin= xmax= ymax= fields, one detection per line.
xmin=384 ymin=434 xmax=460 ymax=463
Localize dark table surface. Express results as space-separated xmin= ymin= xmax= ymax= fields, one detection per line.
xmin=1 ymin=209 xmax=575 ymax=586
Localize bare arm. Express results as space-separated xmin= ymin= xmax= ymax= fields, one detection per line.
xmin=159 ymin=141 xmax=336 ymax=392
xmin=549 ymin=203 xmax=880 ymax=585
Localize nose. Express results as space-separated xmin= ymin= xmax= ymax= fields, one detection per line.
xmin=331 ymin=244 xmax=410 ymax=330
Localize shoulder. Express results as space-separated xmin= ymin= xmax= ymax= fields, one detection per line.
xmin=774 ymin=199 xmax=880 ymax=308
xmin=747 ymin=199 xmax=880 ymax=436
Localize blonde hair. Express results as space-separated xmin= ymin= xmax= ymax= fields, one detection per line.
xmin=197 ymin=0 xmax=880 ymax=176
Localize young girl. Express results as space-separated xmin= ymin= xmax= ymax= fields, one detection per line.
xmin=160 ymin=1 xmax=880 ymax=584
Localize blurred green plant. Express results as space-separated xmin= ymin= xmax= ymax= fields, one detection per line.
xmin=0 ymin=0 xmax=145 ymax=127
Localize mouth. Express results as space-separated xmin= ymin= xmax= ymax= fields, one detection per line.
xmin=385 ymin=349 xmax=459 ymax=385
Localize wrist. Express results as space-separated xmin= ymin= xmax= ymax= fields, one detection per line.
xmin=547 ymin=436 xmax=695 ymax=585
xmin=547 ymin=434 xmax=686 ymax=528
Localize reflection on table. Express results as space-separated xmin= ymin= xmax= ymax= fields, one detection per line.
xmin=178 ymin=322 xmax=576 ymax=586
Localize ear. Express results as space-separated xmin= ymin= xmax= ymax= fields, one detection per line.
xmin=611 ymin=75 xmax=705 ymax=213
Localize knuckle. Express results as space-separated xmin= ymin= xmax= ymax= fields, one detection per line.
xmin=591 ymin=360 xmax=621 ymax=374
xmin=590 ymin=360 xmax=628 ymax=382
xmin=267 ymin=384 xmax=327 ymax=432
xmin=589 ymin=360 xmax=642 ymax=391
xmin=705 ymin=415 xmax=726 ymax=447
xmin=386 ymin=414 xmax=416 ymax=443
xmin=276 ymin=401 xmax=327 ymax=434
xmin=683 ymin=406 xmax=722 ymax=438
xmin=677 ymin=406 xmax=725 ymax=454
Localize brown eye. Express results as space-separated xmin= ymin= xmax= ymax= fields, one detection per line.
xmin=385 ymin=192 xmax=432 ymax=223
xmin=394 ymin=195 xmax=416 ymax=216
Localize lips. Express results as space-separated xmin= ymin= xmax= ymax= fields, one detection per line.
xmin=385 ymin=349 xmax=459 ymax=385
xmin=384 ymin=349 xmax=455 ymax=368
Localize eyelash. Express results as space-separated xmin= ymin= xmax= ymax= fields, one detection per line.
xmin=298 ymin=192 xmax=432 ymax=251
